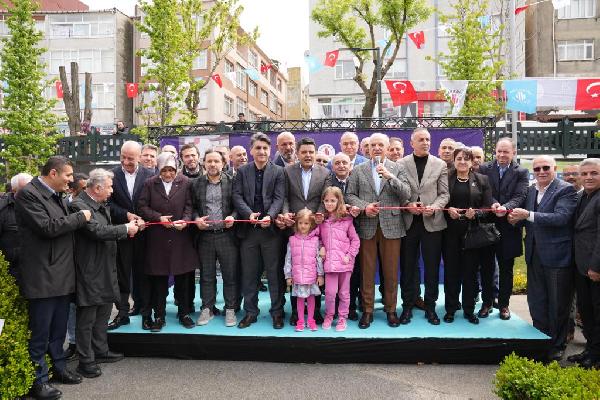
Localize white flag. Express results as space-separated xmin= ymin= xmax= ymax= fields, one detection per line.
xmin=440 ymin=80 xmax=469 ymax=116
xmin=552 ymin=0 xmax=570 ymax=9
xmin=536 ymin=79 xmax=577 ymax=108
xmin=224 ymin=71 xmax=237 ymax=82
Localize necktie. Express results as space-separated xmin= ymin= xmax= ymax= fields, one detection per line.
xmin=340 ymin=181 xmax=346 ymax=193
xmin=499 ymin=167 xmax=506 ymax=180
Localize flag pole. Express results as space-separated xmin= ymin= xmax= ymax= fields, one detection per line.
xmin=509 ymin=0 xmax=519 ymax=152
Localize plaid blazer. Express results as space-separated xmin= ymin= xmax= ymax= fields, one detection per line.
xmin=345 ymin=158 xmax=411 ymax=240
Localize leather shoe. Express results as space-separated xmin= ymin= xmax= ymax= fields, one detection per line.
xmin=414 ymin=296 xmax=426 ymax=311
xmin=179 ymin=315 xmax=195 ymax=329
xmin=359 ymin=312 xmax=373 ymax=329
xmin=443 ymin=312 xmax=455 ymax=323
xmin=128 ymin=307 xmax=140 ymax=316
xmin=425 ymin=310 xmax=440 ymax=325
xmin=272 ymin=315 xmax=284 ymax=329
xmin=29 ymin=382 xmax=62 ymax=400
xmin=399 ymin=309 xmax=413 ymax=325
xmin=547 ymin=349 xmax=564 ymax=362
xmin=63 ymin=343 xmax=77 ymax=360
xmin=314 ymin=311 xmax=324 ymax=324
xmin=579 ymin=355 xmax=600 ymax=369
xmin=76 ymin=362 xmax=102 ymax=378
xmin=289 ymin=311 xmax=299 ymax=326
xmin=348 ymin=309 xmax=359 ymax=321
xmin=499 ymin=307 xmax=511 ymax=320
xmin=237 ymin=314 xmax=257 ymax=329
xmin=95 ymin=350 xmax=124 ymax=363
xmin=258 ymin=282 xmax=268 ymax=292
xmin=50 ymin=368 xmax=82 ymax=385
xmin=142 ymin=316 xmax=154 ymax=330
xmin=150 ymin=318 xmax=165 ymax=333
xmin=465 ymin=313 xmax=479 ymax=325
xmin=567 ymin=350 xmax=589 ymax=363
xmin=107 ymin=315 xmax=130 ymax=331
xmin=477 ymin=305 xmax=492 ymax=318
xmin=386 ymin=312 xmax=400 ymax=327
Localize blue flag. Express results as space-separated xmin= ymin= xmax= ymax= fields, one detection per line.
xmin=478 ymin=15 xmax=491 ymax=28
xmin=304 ymin=55 xmax=323 ymax=73
xmin=505 ymin=80 xmax=538 ymax=114
xmin=244 ymin=68 xmax=260 ymax=81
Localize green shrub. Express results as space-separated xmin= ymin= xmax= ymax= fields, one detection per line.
xmin=494 ymin=353 xmax=600 ymax=400
xmin=0 ymin=252 xmax=34 ymax=399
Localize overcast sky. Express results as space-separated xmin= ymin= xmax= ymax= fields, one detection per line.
xmin=82 ymin=0 xmax=309 ymax=75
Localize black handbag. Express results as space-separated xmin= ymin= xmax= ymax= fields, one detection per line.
xmin=463 ymin=219 xmax=501 ymax=250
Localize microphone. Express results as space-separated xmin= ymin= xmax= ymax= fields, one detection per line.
xmin=374 ymin=156 xmax=383 ymax=178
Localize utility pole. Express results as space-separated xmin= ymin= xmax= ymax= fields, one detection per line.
xmin=509 ymin=0 xmax=519 ymax=149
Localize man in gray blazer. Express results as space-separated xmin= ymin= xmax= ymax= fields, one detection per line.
xmin=570 ymin=158 xmax=600 ymax=369
xmin=279 ymin=137 xmax=332 ymax=324
xmin=232 ymin=133 xmax=286 ymax=329
xmin=346 ymin=133 xmax=411 ymax=329
xmin=398 ymin=128 xmax=449 ymax=326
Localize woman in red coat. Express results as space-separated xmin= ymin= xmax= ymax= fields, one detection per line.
xmin=138 ymin=152 xmax=198 ymax=331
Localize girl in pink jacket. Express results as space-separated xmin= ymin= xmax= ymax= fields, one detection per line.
xmin=319 ymin=187 xmax=360 ymax=332
xmin=284 ymin=209 xmax=324 ymax=332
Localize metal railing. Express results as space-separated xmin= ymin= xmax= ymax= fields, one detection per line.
xmin=57 ymin=133 xmax=142 ymax=163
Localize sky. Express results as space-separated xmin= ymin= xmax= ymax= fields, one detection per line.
xmin=82 ymin=0 xmax=309 ymax=75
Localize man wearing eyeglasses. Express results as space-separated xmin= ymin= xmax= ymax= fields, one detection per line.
xmin=562 ymin=165 xmax=583 ymax=193
xmin=508 ymin=155 xmax=578 ymax=362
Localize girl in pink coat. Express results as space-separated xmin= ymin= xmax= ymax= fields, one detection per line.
xmin=284 ymin=209 xmax=324 ymax=332
xmin=319 ymin=187 xmax=360 ymax=332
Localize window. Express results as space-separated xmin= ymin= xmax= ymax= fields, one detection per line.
xmin=0 ymin=18 xmax=8 ymax=36
xmin=436 ymin=57 xmax=448 ymax=77
xmin=557 ymin=40 xmax=594 ymax=61
xmin=236 ymin=97 xmax=247 ymax=116
xmin=260 ymin=89 xmax=268 ymax=106
xmin=224 ymin=95 xmax=234 ymax=116
xmin=277 ymin=102 xmax=283 ymax=116
xmin=225 ymin=59 xmax=234 ymax=73
xmin=248 ymin=50 xmax=259 ymax=68
xmin=558 ymin=0 xmax=596 ymax=19
xmin=248 ymin=110 xmax=258 ymax=121
xmin=335 ymin=60 xmax=355 ymax=80
xmin=198 ymin=89 xmax=208 ymax=109
xmin=317 ymin=96 xmax=365 ymax=118
xmin=49 ymin=49 xmax=114 ymax=73
xmin=140 ymin=55 xmax=157 ymax=76
xmin=249 ymin=80 xmax=257 ymax=97
xmin=235 ymin=62 xmax=246 ymax=91
xmin=277 ymin=78 xmax=282 ymax=92
xmin=384 ymin=58 xmax=408 ymax=79
xmin=92 ymin=83 xmax=115 ymax=108
xmin=270 ymin=70 xmax=277 ymax=87
xmin=193 ymin=50 xmax=207 ymax=70
xmin=269 ymin=91 xmax=277 ymax=112
xmin=47 ymin=14 xmax=114 ymax=37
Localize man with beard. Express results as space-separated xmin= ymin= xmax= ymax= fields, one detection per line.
xmin=273 ymin=131 xmax=297 ymax=167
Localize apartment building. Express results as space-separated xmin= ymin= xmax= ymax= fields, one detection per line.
xmin=133 ymin=3 xmax=287 ymax=127
xmin=0 ymin=1 xmax=134 ymax=134
xmin=308 ymin=0 xmax=526 ymax=119
xmin=287 ymin=66 xmax=310 ymax=120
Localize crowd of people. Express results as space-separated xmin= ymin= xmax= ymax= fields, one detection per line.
xmin=2 ymin=128 xmax=600 ymax=400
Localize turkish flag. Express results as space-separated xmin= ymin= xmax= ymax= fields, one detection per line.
xmin=126 ymin=83 xmax=138 ymax=98
xmin=211 ymin=74 xmax=222 ymax=88
xmin=55 ymin=81 xmax=63 ymax=99
xmin=408 ymin=31 xmax=425 ymax=49
xmin=323 ymin=50 xmax=339 ymax=67
xmin=575 ymin=79 xmax=600 ymax=110
xmin=515 ymin=5 xmax=529 ymax=14
xmin=260 ymin=63 xmax=272 ymax=74
xmin=385 ymin=80 xmax=417 ymax=106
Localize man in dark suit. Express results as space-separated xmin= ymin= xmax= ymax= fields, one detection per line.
xmin=278 ymin=137 xmax=331 ymax=325
xmin=108 ymin=140 xmax=154 ymax=330
xmin=346 ymin=133 xmax=411 ymax=329
xmin=70 ymin=168 xmax=137 ymax=378
xmin=233 ymin=133 xmax=286 ymax=329
xmin=479 ymin=137 xmax=528 ymax=320
xmin=273 ymin=131 xmax=296 ymax=167
xmin=192 ymin=149 xmax=239 ymax=327
xmin=15 ymin=156 xmax=91 ymax=399
xmin=508 ymin=156 xmax=577 ymax=361
xmin=569 ymin=158 xmax=600 ymax=369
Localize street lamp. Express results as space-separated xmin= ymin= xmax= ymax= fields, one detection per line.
xmin=339 ymin=47 xmax=383 ymax=120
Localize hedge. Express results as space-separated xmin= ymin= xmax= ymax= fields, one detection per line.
xmin=0 ymin=252 xmax=34 ymax=399
xmin=494 ymin=353 xmax=600 ymax=400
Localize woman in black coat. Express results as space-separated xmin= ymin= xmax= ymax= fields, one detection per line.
xmin=138 ymin=153 xmax=198 ymax=331
xmin=443 ymin=148 xmax=496 ymax=324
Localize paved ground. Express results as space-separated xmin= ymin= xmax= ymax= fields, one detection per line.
xmin=50 ymin=294 xmax=587 ymax=400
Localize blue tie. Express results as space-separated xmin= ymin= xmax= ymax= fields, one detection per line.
xmin=499 ymin=167 xmax=507 ymax=180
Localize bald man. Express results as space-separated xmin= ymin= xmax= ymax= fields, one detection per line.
xmin=229 ymin=145 xmax=248 ymax=176
xmin=108 ymin=141 xmax=154 ymax=331
xmin=508 ymin=155 xmax=577 ymax=361
xmin=274 ymin=131 xmax=297 ymax=167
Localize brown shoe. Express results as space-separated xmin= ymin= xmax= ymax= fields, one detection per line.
xmin=358 ymin=312 xmax=373 ymax=329
xmin=415 ymin=296 xmax=426 ymax=311
xmin=499 ymin=307 xmax=511 ymax=320
xmin=477 ymin=304 xmax=492 ymax=318
xmin=386 ymin=312 xmax=400 ymax=327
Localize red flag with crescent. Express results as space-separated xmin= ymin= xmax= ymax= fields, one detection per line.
xmin=211 ymin=74 xmax=223 ymax=88
xmin=55 ymin=81 xmax=63 ymax=99
xmin=515 ymin=5 xmax=529 ymax=14
xmin=385 ymin=80 xmax=417 ymax=106
xmin=126 ymin=83 xmax=138 ymax=98
xmin=260 ymin=63 xmax=272 ymax=74
xmin=575 ymin=79 xmax=600 ymax=110
xmin=323 ymin=50 xmax=339 ymax=67
xmin=408 ymin=31 xmax=425 ymax=49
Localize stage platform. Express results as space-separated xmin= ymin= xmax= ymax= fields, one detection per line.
xmin=108 ymin=285 xmax=549 ymax=364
